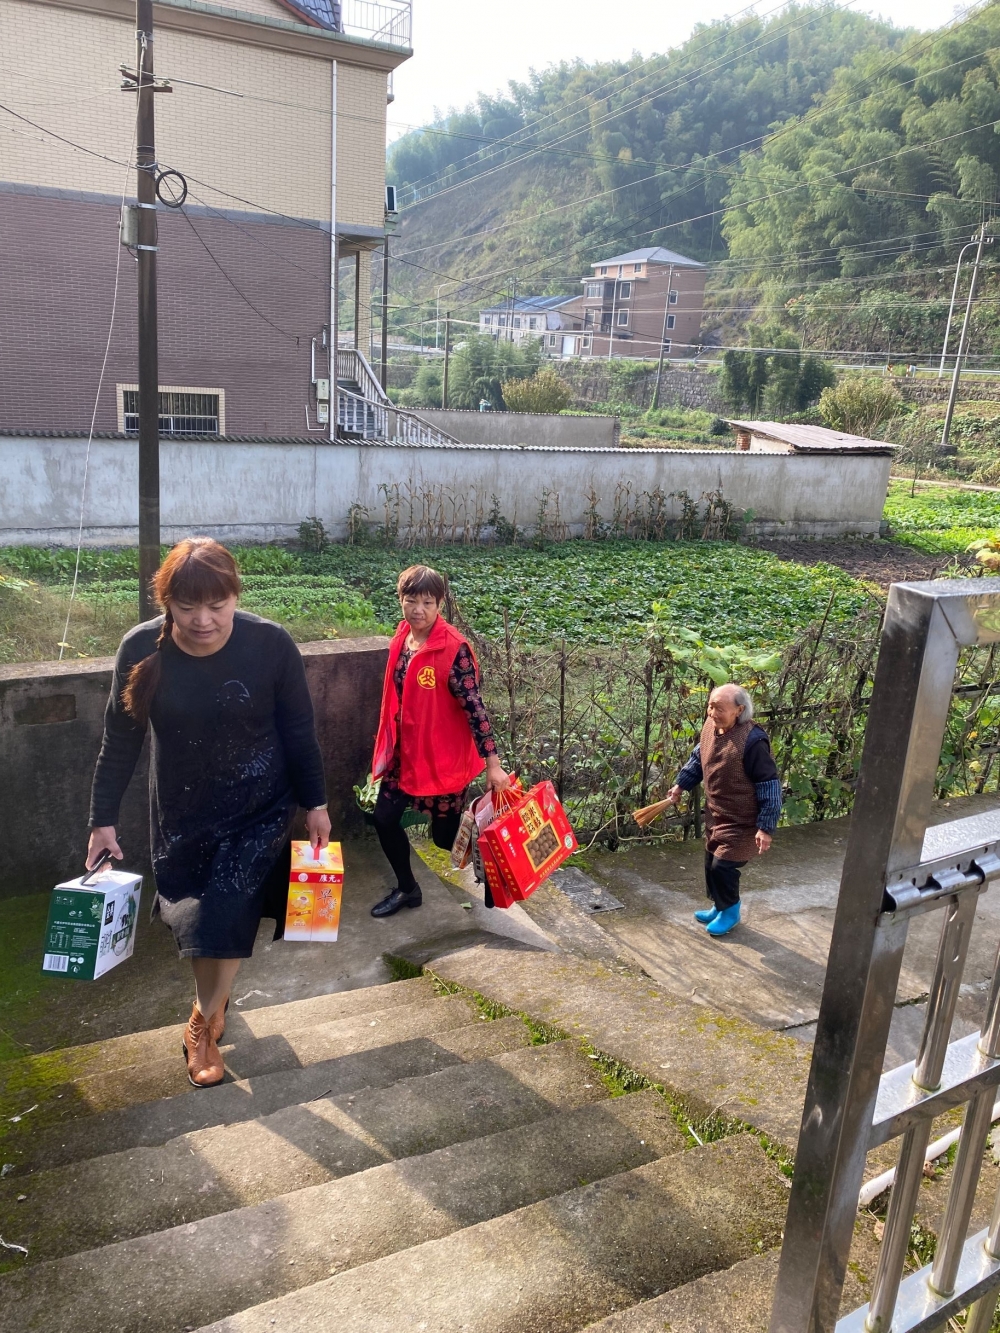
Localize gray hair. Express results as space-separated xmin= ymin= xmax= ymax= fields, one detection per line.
xmin=713 ymin=682 xmax=754 ymax=721
xmin=731 ymin=685 xmax=754 ymax=721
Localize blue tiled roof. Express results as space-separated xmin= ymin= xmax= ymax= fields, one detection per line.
xmin=277 ymin=0 xmax=341 ymax=29
xmin=480 ymin=294 xmax=578 ymax=314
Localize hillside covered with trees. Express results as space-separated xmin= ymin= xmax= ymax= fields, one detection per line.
xmin=385 ymin=2 xmax=1000 ymax=362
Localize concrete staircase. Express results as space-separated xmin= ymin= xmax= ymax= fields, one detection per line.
xmin=0 ymin=967 xmax=792 ymax=1333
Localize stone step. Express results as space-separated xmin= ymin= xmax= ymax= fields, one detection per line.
xmin=0 ymin=1038 xmax=607 ymax=1266
xmin=0 ymin=976 xmax=433 ymax=1106
xmin=0 ymin=981 xmax=451 ymax=1146
xmin=71 ymin=993 xmax=484 ymax=1115
xmin=0 ymin=1089 xmax=688 ymax=1333
xmin=579 ymin=1251 xmax=781 ymax=1333
xmin=420 ymin=942 xmax=811 ymax=1149
xmin=3 ymin=1012 xmax=530 ymax=1178
xmin=195 ymin=1132 xmax=789 ymax=1333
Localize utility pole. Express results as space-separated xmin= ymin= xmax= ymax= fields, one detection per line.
xmin=329 ymin=60 xmax=338 ymax=442
xmin=442 ymin=311 xmax=451 ymax=408
xmin=941 ymin=227 xmax=991 ymax=450
xmin=650 ymin=264 xmax=674 ymax=411
xmin=380 ymin=236 xmax=389 ymax=391
xmin=135 ymin=0 xmax=159 ymax=622
xmin=607 ymin=276 xmax=618 ymax=362
xmin=939 ymin=237 xmax=980 ymax=377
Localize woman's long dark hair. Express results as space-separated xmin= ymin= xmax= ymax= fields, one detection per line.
xmin=122 ymin=538 xmax=242 ymax=725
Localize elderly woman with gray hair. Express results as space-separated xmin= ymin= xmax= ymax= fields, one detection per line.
xmin=665 ymin=682 xmax=782 ymax=937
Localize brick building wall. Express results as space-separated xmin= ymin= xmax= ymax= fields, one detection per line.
xmin=0 ymin=188 xmax=330 ymax=434
xmin=0 ymin=0 xmax=400 ymax=433
xmin=586 ymin=265 xmax=707 ymax=360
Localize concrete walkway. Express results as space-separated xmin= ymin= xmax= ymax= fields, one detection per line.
xmin=580 ymin=792 xmax=1000 ymax=1068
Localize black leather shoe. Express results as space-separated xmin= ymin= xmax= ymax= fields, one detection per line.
xmin=371 ymin=886 xmax=422 ymax=918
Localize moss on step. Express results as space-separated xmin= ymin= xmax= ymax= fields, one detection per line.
xmin=390 ymin=963 xmax=568 ymax=1046
xmin=0 ymin=893 xmax=65 ymax=1063
xmin=382 ymin=953 xmax=424 ymax=983
xmin=412 ymin=838 xmax=467 ymax=889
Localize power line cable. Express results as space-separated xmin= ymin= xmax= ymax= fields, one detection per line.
xmin=58 ymin=55 xmax=141 ymax=661
xmin=396 ymin=0 xmax=864 ymax=202
xmin=395 ymin=7 xmax=989 ymax=262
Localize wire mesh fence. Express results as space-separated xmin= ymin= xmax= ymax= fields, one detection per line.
xmin=460 ymin=593 xmax=1000 ymax=847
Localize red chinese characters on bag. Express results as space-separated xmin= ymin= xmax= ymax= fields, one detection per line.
xmin=477 ymin=780 xmax=577 ymax=904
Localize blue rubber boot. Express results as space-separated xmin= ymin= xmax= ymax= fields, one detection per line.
xmin=694 ymin=907 xmax=719 ymax=925
xmin=706 ymin=902 xmax=741 ymax=936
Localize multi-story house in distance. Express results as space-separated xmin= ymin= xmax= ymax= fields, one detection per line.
xmin=579 ymin=247 xmax=706 ymax=360
xmin=0 ymin=0 xmax=411 ymax=436
xmin=479 ymin=295 xmax=585 ymax=352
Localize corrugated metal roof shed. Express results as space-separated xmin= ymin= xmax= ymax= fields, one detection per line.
xmin=725 ymin=420 xmax=896 ymax=454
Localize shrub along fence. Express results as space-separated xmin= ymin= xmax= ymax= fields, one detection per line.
xmin=462 ymin=591 xmax=1000 ymax=846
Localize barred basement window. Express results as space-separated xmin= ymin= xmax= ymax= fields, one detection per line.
xmin=122 ymin=390 xmax=221 ymax=435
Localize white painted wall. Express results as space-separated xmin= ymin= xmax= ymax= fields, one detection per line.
xmin=417 ymin=409 xmax=618 ymax=450
xmin=0 ymin=436 xmax=891 ymax=543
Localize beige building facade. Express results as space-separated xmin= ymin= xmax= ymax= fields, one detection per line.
xmin=0 ymin=0 xmax=410 ymax=434
xmin=579 ymin=246 xmax=707 ymax=361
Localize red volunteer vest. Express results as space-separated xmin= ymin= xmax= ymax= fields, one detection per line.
xmin=372 ymin=616 xmax=485 ymax=797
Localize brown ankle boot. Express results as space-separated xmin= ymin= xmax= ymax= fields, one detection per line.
xmin=209 ymin=996 xmax=230 ymax=1044
xmin=182 ymin=1004 xmax=225 ymax=1088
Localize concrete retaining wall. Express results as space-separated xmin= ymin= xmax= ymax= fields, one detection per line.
xmin=0 ymin=435 xmax=891 ymax=543
xmin=0 ymin=636 xmax=390 ymax=900
xmin=416 ymin=408 xmax=619 ymax=449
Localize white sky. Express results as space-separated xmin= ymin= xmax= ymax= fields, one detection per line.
xmin=389 ymin=0 xmax=965 ymax=139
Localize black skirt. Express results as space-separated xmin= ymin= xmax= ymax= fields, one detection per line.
xmin=152 ymin=805 xmax=296 ymax=959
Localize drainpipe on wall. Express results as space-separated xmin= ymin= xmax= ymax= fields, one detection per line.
xmin=329 ymin=59 xmax=338 ymax=444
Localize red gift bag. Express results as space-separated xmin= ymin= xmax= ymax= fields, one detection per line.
xmin=478 ymin=780 xmax=578 ymax=903
xmin=478 ymin=837 xmax=520 ymax=909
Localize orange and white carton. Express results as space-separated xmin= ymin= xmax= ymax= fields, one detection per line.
xmin=284 ymin=841 xmax=344 ymax=942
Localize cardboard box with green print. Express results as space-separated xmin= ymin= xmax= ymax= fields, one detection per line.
xmin=42 ymin=867 xmax=142 ymax=980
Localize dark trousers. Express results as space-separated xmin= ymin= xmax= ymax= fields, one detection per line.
xmin=372 ymin=785 xmax=461 ymax=893
xmin=704 ymin=852 xmax=747 ymax=911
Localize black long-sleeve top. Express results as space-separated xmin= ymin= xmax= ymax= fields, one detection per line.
xmin=90 ymin=612 xmax=326 ymax=834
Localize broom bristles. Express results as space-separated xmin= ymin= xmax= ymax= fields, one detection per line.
xmin=632 ymin=797 xmax=674 ymax=828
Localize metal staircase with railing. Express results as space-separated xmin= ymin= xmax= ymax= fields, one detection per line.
xmin=334 ymin=348 xmax=462 ymax=448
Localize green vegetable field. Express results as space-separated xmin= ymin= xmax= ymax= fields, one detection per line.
xmin=883 ymin=481 xmax=1000 ymax=556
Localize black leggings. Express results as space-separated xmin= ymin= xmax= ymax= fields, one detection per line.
xmin=373 ymin=784 xmax=462 ymax=892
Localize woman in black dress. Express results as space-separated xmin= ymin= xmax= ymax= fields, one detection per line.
xmin=86 ymin=538 xmax=330 ymax=1087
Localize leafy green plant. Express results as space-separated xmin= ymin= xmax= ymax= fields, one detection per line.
xmin=818 ymin=376 xmax=902 ymax=437
xmin=298 ymin=517 xmax=329 ymax=553
xmin=882 ymin=481 xmax=1000 ymax=555
xmin=649 ymin=621 xmax=782 ymax=685
xmin=353 ymin=772 xmax=380 ymax=812
xmin=501 ymin=368 xmax=572 ymax=413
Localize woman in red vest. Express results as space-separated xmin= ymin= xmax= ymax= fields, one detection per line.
xmin=370 ymin=564 xmax=509 ymax=917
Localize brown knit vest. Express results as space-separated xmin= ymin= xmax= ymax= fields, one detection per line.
xmin=700 ymin=716 xmax=759 ymax=861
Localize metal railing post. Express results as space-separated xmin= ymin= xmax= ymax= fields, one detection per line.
xmin=770 ymin=578 xmax=1000 ymax=1333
